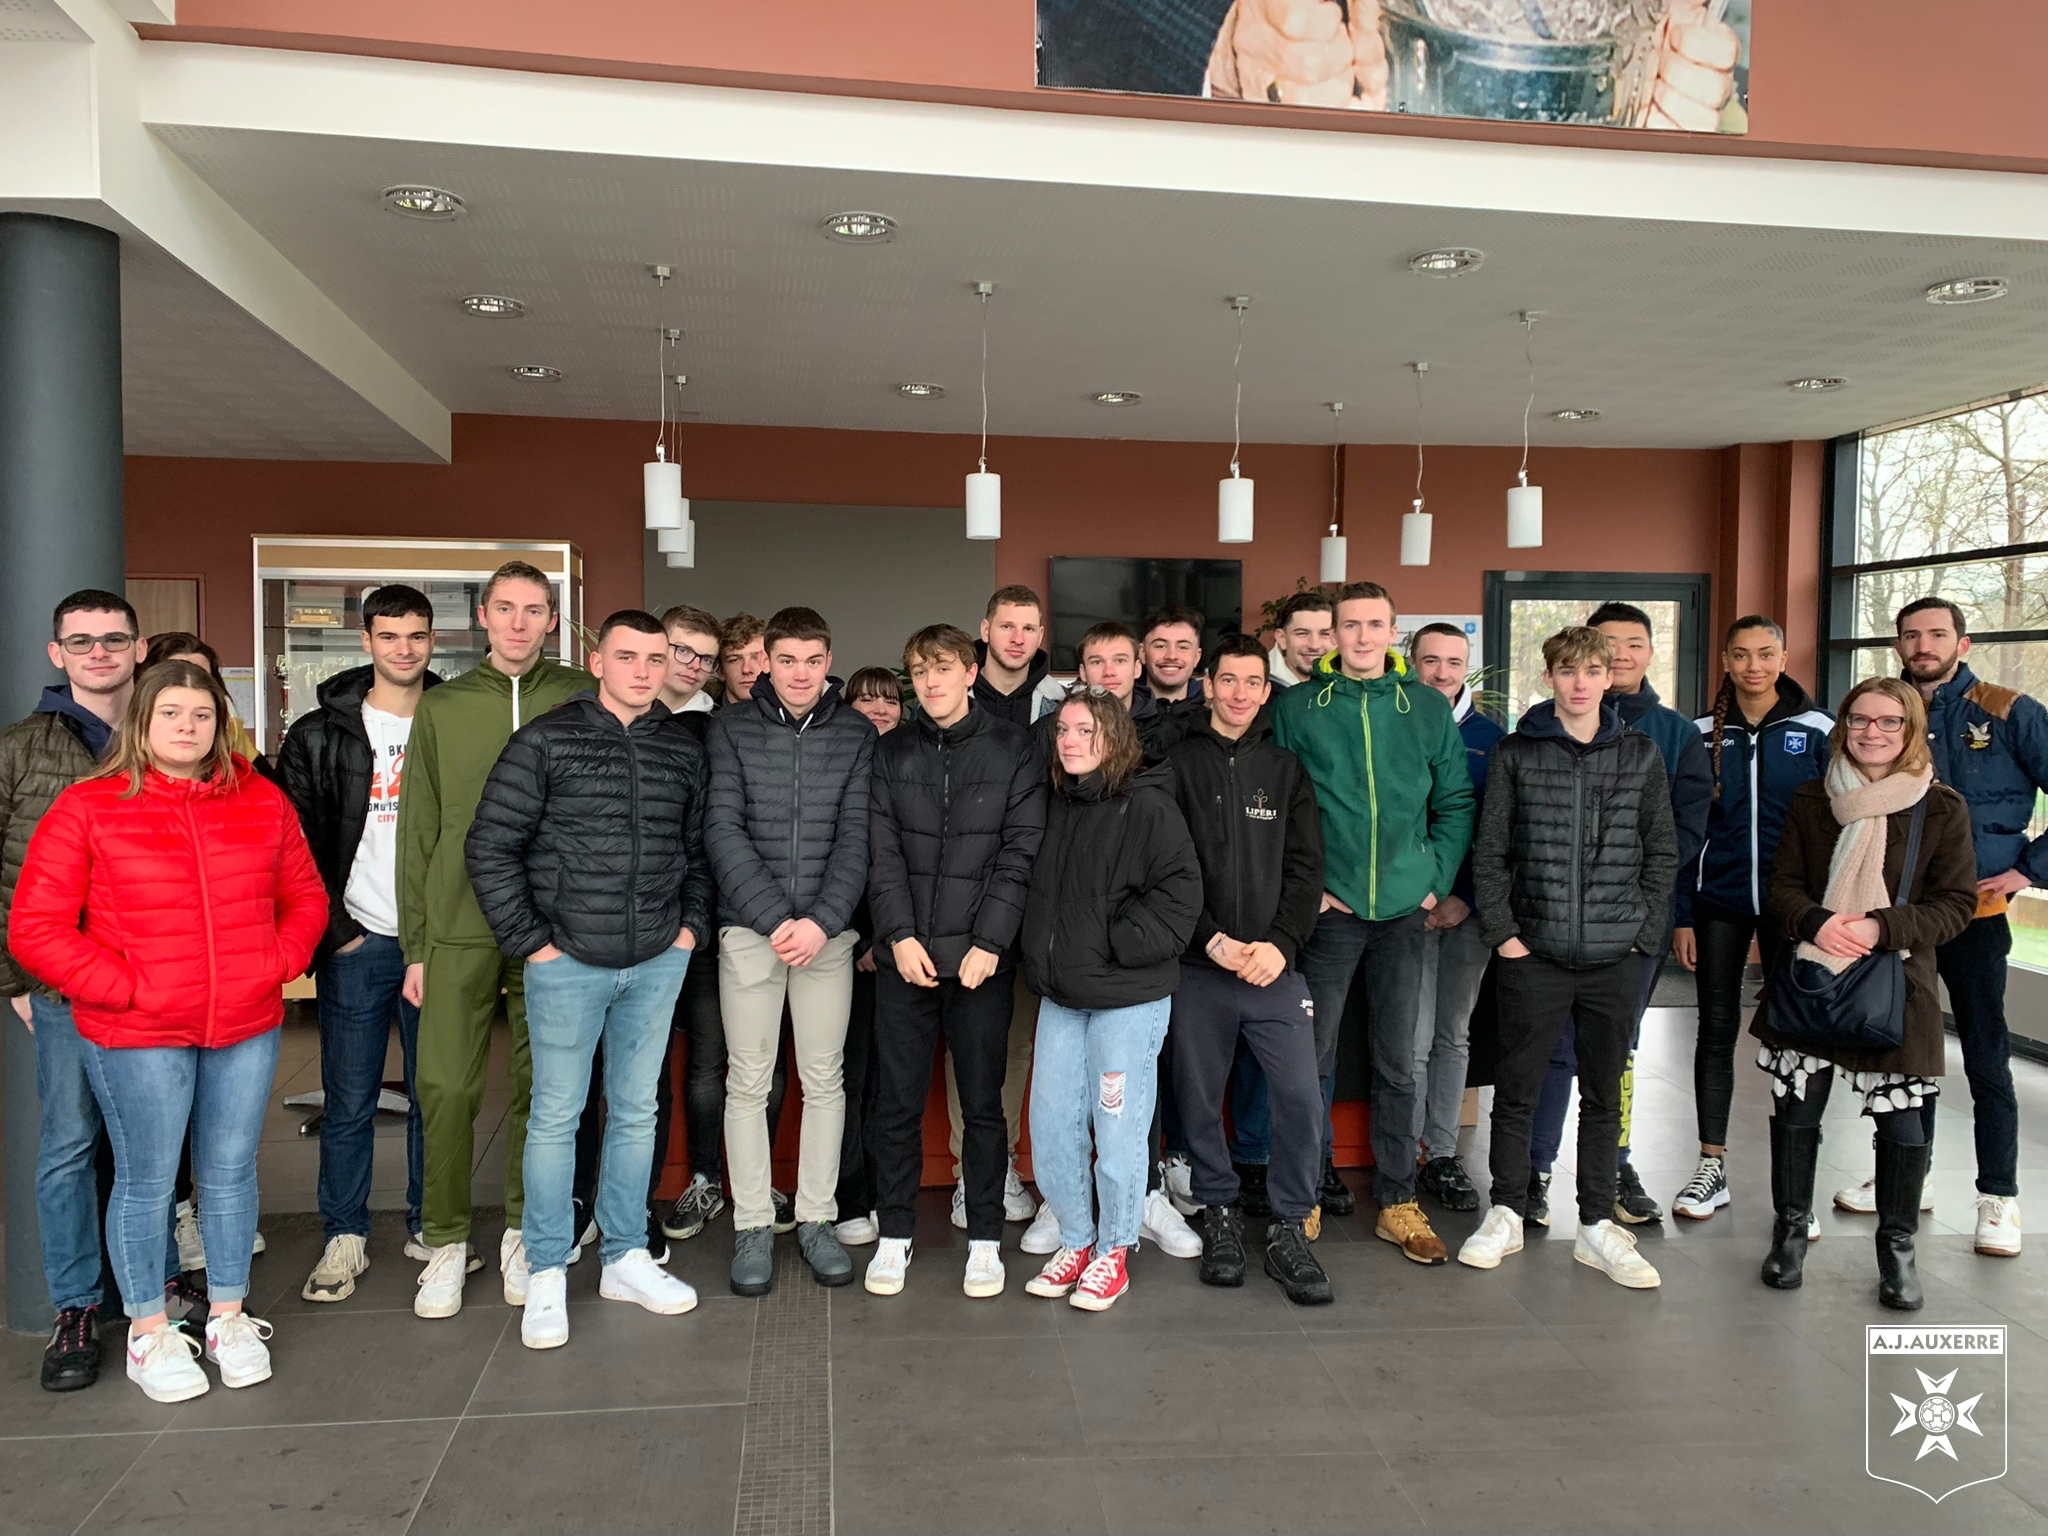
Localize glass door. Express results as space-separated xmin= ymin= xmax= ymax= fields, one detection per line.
xmin=1483 ymin=571 xmax=1710 ymax=727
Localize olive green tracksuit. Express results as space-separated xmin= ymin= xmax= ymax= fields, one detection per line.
xmin=398 ymin=653 xmax=590 ymax=1247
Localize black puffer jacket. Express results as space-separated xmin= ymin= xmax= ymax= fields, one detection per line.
xmin=705 ymin=675 xmax=876 ymax=938
xmin=1021 ymin=762 xmax=1202 ymax=1009
xmin=868 ymin=706 xmax=1046 ymax=977
xmin=278 ymin=664 xmax=443 ymax=969
xmin=1472 ymin=700 xmax=1678 ymax=969
xmin=1166 ymin=714 xmax=1323 ymax=970
xmin=465 ymin=695 xmax=714 ymax=968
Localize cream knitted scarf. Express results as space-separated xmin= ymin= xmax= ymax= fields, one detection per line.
xmin=1795 ymin=755 xmax=1931 ymax=975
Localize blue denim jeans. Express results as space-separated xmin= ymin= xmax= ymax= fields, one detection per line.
xmin=317 ymin=933 xmax=422 ymax=1240
xmin=82 ymin=1027 xmax=280 ymax=1318
xmin=30 ymin=996 xmax=110 ymax=1312
xmin=1029 ymin=996 xmax=1170 ymax=1253
xmin=522 ymin=946 xmax=691 ymax=1273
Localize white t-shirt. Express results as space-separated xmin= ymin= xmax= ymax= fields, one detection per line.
xmin=342 ymin=703 xmax=413 ymax=938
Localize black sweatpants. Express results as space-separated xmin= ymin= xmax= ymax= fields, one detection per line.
xmin=1489 ymin=953 xmax=1638 ymax=1226
xmin=1168 ymin=964 xmax=1322 ymax=1223
xmin=871 ymin=968 xmax=1013 ymax=1242
xmin=835 ymin=962 xmax=880 ymax=1219
xmin=1691 ymin=896 xmax=1784 ymax=1150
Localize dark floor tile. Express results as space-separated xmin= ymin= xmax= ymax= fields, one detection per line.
xmin=1047 ymin=1243 xmax=1302 ymax=1337
xmin=1093 ymin=1451 xmax=1417 ymax=1536
xmin=831 ymin=1334 xmax=1085 ymax=1465
xmin=410 ymin=1406 xmax=741 ymax=1536
xmin=1488 ymin=1229 xmax=1778 ymax=1330
xmin=1676 ymin=1437 xmax=2048 ymax=1536
xmin=464 ymin=1289 xmax=752 ymax=1414
xmin=0 ymin=1328 xmax=194 ymax=1438
xmin=1063 ymin=1333 xmax=1364 ymax=1459
xmin=828 ymin=1258 xmax=1062 ymax=1339
xmin=0 ymin=1431 xmax=156 ymax=1535
xmin=1383 ymin=1443 xmax=1695 ymax=1535
xmin=835 ymin=1454 xmax=1107 ymax=1536
xmin=1292 ymin=1240 xmax=1543 ymax=1333
xmin=79 ymin=1418 xmax=455 ymax=1535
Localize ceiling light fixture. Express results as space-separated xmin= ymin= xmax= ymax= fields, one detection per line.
xmin=1506 ymin=311 xmax=1544 ymax=550
xmin=381 ymin=185 xmax=465 ymax=220
xmin=1402 ymin=365 xmax=1432 ymax=567
xmin=508 ymin=365 xmax=560 ymax=381
xmin=643 ymin=267 xmax=690 ymax=563
xmin=1218 ymin=297 xmax=1254 ymax=544
xmin=823 ymin=211 xmax=897 ymax=243
xmin=1924 ymin=276 xmax=2007 ymax=306
xmin=965 ymin=281 xmax=1000 ymax=541
xmin=1408 ymin=248 xmax=1484 ymax=277
xmin=897 ymin=382 xmax=946 ymax=399
xmin=460 ymin=294 xmax=525 ymax=318
xmin=1092 ymin=391 xmax=1143 ymax=407
xmin=1321 ymin=402 xmax=1348 ymax=583
xmin=1788 ymin=376 xmax=1847 ymax=392
xmin=1551 ymin=407 xmax=1600 ymax=422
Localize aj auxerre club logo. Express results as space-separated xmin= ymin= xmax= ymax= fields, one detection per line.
xmin=1866 ymin=1325 xmax=2006 ymax=1502
xmin=1245 ymin=789 xmax=1277 ymax=821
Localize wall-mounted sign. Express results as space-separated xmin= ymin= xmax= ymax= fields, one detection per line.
xmin=1037 ymin=0 xmax=1751 ymax=134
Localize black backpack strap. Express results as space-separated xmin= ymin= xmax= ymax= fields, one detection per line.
xmin=1894 ymin=794 xmax=1929 ymax=906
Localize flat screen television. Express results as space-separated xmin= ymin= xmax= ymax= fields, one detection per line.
xmin=1047 ymin=557 xmax=1243 ymax=672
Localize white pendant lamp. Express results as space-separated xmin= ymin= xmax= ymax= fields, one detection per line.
xmin=1319 ymin=402 xmax=1347 ymax=582
xmin=1401 ymin=363 xmax=1433 ymax=567
xmin=664 ymin=520 xmax=696 ymax=569
xmin=1507 ymin=310 xmax=1545 ymax=549
xmin=1218 ymin=296 xmax=1254 ymax=543
xmin=642 ymin=266 xmax=691 ymax=535
xmin=965 ymin=281 xmax=1001 ymax=540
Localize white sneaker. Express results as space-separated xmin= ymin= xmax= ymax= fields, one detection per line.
xmin=964 ymin=1239 xmax=1005 ymax=1298
xmin=950 ymin=1181 xmax=968 ymax=1230
xmin=865 ymin=1237 xmax=912 ymax=1295
xmin=1161 ymin=1155 xmax=1201 ymax=1217
xmin=835 ymin=1211 xmax=880 ymax=1246
xmin=1672 ymin=1156 xmax=1730 ymax=1221
xmin=500 ymin=1228 xmax=530 ymax=1305
xmin=1457 ymin=1204 xmax=1525 ymax=1270
xmin=301 ymin=1233 xmax=369 ymax=1302
xmin=1140 ymin=1188 xmax=1202 ymax=1258
xmin=1975 ymin=1194 xmax=2022 ymax=1257
xmin=1020 ymin=1201 xmax=1063 ymax=1256
xmin=1807 ymin=1212 xmax=1821 ymax=1241
xmin=126 ymin=1326 xmax=208 ymax=1403
xmin=1004 ymin=1161 xmax=1039 ymax=1223
xmin=174 ymin=1199 xmax=206 ymax=1272
xmin=1835 ymin=1175 xmax=1934 ymax=1215
xmin=1574 ymin=1219 xmax=1661 ymax=1289
xmin=600 ymin=1248 xmax=699 ymax=1314
xmin=404 ymin=1233 xmax=432 ymax=1263
xmin=252 ymin=1230 xmax=266 ymax=1256
xmin=521 ymin=1267 xmax=568 ymax=1349
xmin=568 ymin=1219 xmax=597 ymax=1266
xmin=203 ymin=1311 xmax=274 ymax=1388
xmin=415 ymin=1240 xmax=470 ymax=1318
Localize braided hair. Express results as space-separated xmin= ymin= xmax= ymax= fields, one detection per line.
xmin=1709 ymin=615 xmax=1788 ymax=801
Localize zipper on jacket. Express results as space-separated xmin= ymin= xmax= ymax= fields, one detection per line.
xmin=1569 ymin=755 xmax=1585 ymax=963
xmin=788 ymin=714 xmax=803 ymax=906
xmin=938 ymin=735 xmax=952 ymax=942
xmin=184 ymin=796 xmax=220 ymax=1045
xmin=1225 ymin=747 xmax=1244 ymax=942
xmin=1746 ymin=727 xmax=1761 ymax=913
xmin=1360 ymin=694 xmax=1380 ymax=919
xmin=513 ymin=672 xmax=522 ymax=731
xmin=624 ymin=722 xmax=642 ymax=947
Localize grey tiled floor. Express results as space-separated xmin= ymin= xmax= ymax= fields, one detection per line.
xmin=2 ymin=1002 xmax=2045 ymax=1535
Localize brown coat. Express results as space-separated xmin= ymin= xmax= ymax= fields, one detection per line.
xmin=1749 ymin=779 xmax=1978 ymax=1076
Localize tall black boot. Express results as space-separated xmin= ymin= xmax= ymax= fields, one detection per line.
xmin=1874 ymin=1137 xmax=1930 ymax=1312
xmin=1760 ymin=1118 xmax=1821 ymax=1290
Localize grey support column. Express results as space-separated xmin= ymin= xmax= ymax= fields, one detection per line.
xmin=0 ymin=213 xmax=124 ymax=1335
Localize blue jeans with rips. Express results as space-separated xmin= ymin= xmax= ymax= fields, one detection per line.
xmin=1029 ymin=997 xmax=1171 ymax=1254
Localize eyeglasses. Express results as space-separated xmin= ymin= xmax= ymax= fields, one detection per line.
xmin=671 ymin=643 xmax=716 ymax=669
xmin=1846 ymin=713 xmax=1908 ymax=734
xmin=57 ymin=632 xmax=135 ymax=655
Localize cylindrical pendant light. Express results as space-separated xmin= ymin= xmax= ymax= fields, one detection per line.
xmin=643 ymin=458 xmax=683 ymax=530
xmin=655 ymin=521 xmax=692 ymax=555
xmin=964 ymin=281 xmax=1000 ymax=540
xmin=1507 ymin=311 xmax=1545 ymax=549
xmin=1319 ymin=402 xmax=1347 ymax=580
xmin=1401 ymin=362 xmax=1433 ymax=567
xmin=1218 ymin=296 xmax=1254 ymax=543
xmin=1319 ymin=534 xmax=1348 ymax=583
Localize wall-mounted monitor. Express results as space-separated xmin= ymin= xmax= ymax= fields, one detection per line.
xmin=1048 ymin=557 xmax=1243 ymax=672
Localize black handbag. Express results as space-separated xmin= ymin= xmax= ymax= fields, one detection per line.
xmin=1764 ymin=796 xmax=1926 ymax=1055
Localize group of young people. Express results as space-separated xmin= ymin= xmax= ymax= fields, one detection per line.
xmin=6 ymin=566 xmax=2038 ymax=1405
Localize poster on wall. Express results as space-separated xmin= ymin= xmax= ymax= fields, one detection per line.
xmin=1036 ymin=0 xmax=1751 ymax=134
xmin=1398 ymin=613 xmax=1483 ymax=670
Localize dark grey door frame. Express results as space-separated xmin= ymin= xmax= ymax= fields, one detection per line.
xmin=1483 ymin=569 xmax=1714 ymax=717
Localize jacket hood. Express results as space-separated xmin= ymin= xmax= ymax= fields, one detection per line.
xmin=1310 ymin=647 xmax=1413 ymax=690
xmin=1181 ymin=710 xmax=1271 ymax=750
xmin=314 ymin=663 xmax=445 ymax=719
xmin=1057 ymin=759 xmax=1175 ymax=804
xmin=972 ymin=640 xmax=1049 ymax=693
xmin=1135 ymin=676 xmax=1204 ymax=709
xmin=34 ymin=684 xmax=116 ymax=758
xmin=1127 ymin=687 xmax=1161 ymax=721
xmin=1913 ymin=660 xmax=1977 ymax=706
xmin=1757 ymin=673 xmax=1819 ymax=727
xmin=750 ymin=669 xmax=847 ymax=725
xmin=913 ymin=702 xmax=991 ymax=747
xmin=1516 ymin=697 xmax=1626 ymax=747
xmin=1611 ymin=680 xmax=1670 ymax=727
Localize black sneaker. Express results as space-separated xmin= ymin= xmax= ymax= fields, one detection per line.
xmin=1317 ymin=1161 xmax=1357 ymax=1218
xmin=1264 ymin=1220 xmax=1334 ymax=1306
xmin=1232 ymin=1162 xmax=1272 ymax=1219
xmin=662 ymin=1173 xmax=727 ymax=1240
xmin=1418 ymin=1156 xmax=1480 ymax=1212
xmin=1614 ymin=1163 xmax=1664 ymax=1225
xmin=40 ymin=1305 xmax=101 ymax=1392
xmin=770 ymin=1188 xmax=798 ymax=1235
xmin=163 ymin=1270 xmax=209 ymax=1325
xmin=1199 ymin=1203 xmax=1247 ymax=1288
xmin=1527 ymin=1171 xmax=1552 ymax=1228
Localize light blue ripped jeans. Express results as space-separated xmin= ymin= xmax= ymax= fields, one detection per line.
xmin=1029 ymin=997 xmax=1171 ymax=1254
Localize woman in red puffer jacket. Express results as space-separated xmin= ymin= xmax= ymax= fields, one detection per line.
xmin=11 ymin=661 xmax=326 ymax=1404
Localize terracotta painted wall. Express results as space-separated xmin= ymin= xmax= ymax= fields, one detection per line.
xmin=144 ymin=0 xmax=2048 ymax=171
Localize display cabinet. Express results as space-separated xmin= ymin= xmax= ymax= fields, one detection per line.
xmin=253 ymin=536 xmax=582 ymax=753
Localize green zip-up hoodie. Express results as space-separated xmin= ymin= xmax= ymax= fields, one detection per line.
xmin=396 ymin=654 xmax=591 ymax=960
xmin=1269 ymin=648 xmax=1475 ymax=922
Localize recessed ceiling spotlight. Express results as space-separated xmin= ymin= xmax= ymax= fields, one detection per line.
xmin=1407 ymin=248 xmax=1484 ymax=276
xmin=460 ymin=294 xmax=525 ymax=318
xmin=824 ymin=211 xmax=897 ymax=243
xmin=1787 ymin=376 xmax=1847 ymax=392
xmin=382 ymin=185 xmax=465 ymax=220
xmin=1924 ymin=276 xmax=2008 ymax=305
xmin=897 ymin=382 xmax=945 ymax=398
xmin=1551 ymin=407 xmax=1600 ymax=422
xmin=1092 ymin=391 xmax=1143 ymax=406
xmin=508 ymin=365 xmax=561 ymax=381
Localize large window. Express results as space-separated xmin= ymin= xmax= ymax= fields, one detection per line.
xmin=1483 ymin=571 xmax=1709 ymax=727
xmin=1823 ymin=388 xmax=2048 ymax=975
